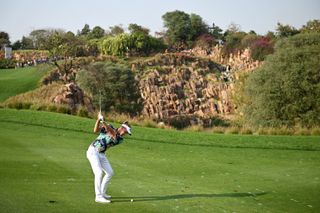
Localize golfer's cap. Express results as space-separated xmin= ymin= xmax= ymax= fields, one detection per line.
xmin=122 ymin=123 xmax=132 ymax=135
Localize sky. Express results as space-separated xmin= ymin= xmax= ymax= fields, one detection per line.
xmin=1 ymin=0 xmax=319 ymax=42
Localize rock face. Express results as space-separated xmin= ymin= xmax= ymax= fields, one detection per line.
xmin=52 ymin=83 xmax=94 ymax=113
xmin=132 ymin=53 xmax=230 ymax=126
xmin=132 ymin=48 xmax=260 ymax=126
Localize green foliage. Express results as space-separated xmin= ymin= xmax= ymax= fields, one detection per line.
xmin=300 ymin=19 xmax=320 ymax=33
xmin=88 ymin=26 xmax=105 ymax=39
xmin=209 ymin=22 xmax=223 ymax=40
xmin=76 ymin=62 xmax=142 ymax=115
xmin=128 ymin=23 xmax=150 ymax=35
xmin=99 ymin=33 xmax=165 ymax=57
xmin=222 ymin=31 xmax=247 ymax=55
xmin=276 ymin=22 xmax=300 ymax=38
xmin=162 ymin=10 xmax=209 ymax=48
xmin=108 ymin=25 xmax=125 ymax=36
xmin=0 ymin=59 xmax=15 ymax=69
xmin=20 ymin=36 xmax=34 ymax=49
xmin=29 ymin=29 xmax=51 ymax=50
xmin=244 ymin=33 xmax=320 ymax=127
xmin=0 ymin=31 xmax=10 ymax=46
xmin=250 ymin=37 xmax=274 ymax=61
xmin=80 ymin=24 xmax=91 ymax=35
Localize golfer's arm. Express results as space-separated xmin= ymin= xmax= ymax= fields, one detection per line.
xmin=93 ymin=118 xmax=100 ymax=133
xmin=101 ymin=123 xmax=117 ymax=138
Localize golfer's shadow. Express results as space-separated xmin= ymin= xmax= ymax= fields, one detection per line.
xmin=112 ymin=192 xmax=267 ymax=203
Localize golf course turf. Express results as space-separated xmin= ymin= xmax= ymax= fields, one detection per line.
xmin=0 ymin=109 xmax=319 ymax=212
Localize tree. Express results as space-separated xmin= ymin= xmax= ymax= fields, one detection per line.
xmin=89 ymin=26 xmax=105 ymax=39
xmin=243 ymin=32 xmax=320 ymax=127
xmin=108 ymin=25 xmax=124 ymax=36
xmin=162 ymin=10 xmax=191 ymax=48
xmin=80 ymin=24 xmax=91 ymax=35
xmin=76 ymin=62 xmax=142 ymax=115
xmin=209 ymin=23 xmax=223 ymax=41
xmin=12 ymin=40 xmax=22 ymax=50
xmin=189 ymin=13 xmax=208 ymax=41
xmin=162 ymin=10 xmax=209 ymax=49
xmin=45 ymin=31 xmax=80 ymax=77
xmin=29 ymin=29 xmax=51 ymax=50
xmin=0 ymin=31 xmax=10 ymax=47
xmin=276 ymin=22 xmax=299 ymax=38
xmin=226 ymin=22 xmax=241 ymax=34
xmin=300 ymin=19 xmax=320 ymax=33
xmin=21 ymin=36 xmax=34 ymax=49
xmin=222 ymin=31 xmax=247 ymax=55
xmin=128 ymin=23 xmax=150 ymax=35
xmin=99 ymin=33 xmax=165 ymax=57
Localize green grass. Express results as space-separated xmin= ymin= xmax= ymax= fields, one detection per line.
xmin=0 ymin=109 xmax=319 ymax=213
xmin=0 ymin=66 xmax=51 ymax=102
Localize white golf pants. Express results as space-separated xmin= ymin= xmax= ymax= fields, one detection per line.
xmin=86 ymin=145 xmax=114 ymax=198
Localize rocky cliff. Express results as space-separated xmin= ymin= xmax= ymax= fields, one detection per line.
xmin=132 ymin=47 xmax=260 ymax=126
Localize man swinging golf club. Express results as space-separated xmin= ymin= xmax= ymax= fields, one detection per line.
xmin=86 ymin=112 xmax=132 ymax=204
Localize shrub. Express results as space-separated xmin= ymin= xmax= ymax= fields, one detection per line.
xmin=250 ymin=37 xmax=274 ymax=61
xmin=0 ymin=59 xmax=15 ymax=69
xmin=77 ymin=107 xmax=89 ymax=118
xmin=56 ymin=106 xmax=71 ymax=114
xmin=225 ymin=127 xmax=240 ymax=134
xmin=76 ymin=62 xmax=143 ymax=115
xmin=211 ymin=127 xmax=226 ymax=134
xmin=167 ymin=115 xmax=191 ymax=129
xmin=244 ymin=33 xmax=320 ymax=128
xmin=47 ymin=105 xmax=58 ymax=112
xmin=311 ymin=128 xmax=320 ymax=136
xmin=240 ymin=128 xmax=253 ymax=135
xmin=294 ymin=128 xmax=311 ymax=136
xmin=184 ymin=125 xmax=204 ymax=132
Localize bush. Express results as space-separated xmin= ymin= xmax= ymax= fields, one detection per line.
xmin=47 ymin=105 xmax=58 ymax=112
xmin=0 ymin=59 xmax=15 ymax=69
xmin=77 ymin=107 xmax=89 ymax=118
xmin=244 ymin=33 xmax=320 ymax=128
xmin=225 ymin=127 xmax=240 ymax=134
xmin=250 ymin=37 xmax=274 ymax=61
xmin=311 ymin=128 xmax=320 ymax=136
xmin=167 ymin=115 xmax=191 ymax=129
xmin=211 ymin=127 xmax=226 ymax=134
xmin=294 ymin=128 xmax=311 ymax=136
xmin=76 ymin=62 xmax=142 ymax=115
xmin=56 ymin=106 xmax=71 ymax=114
xmin=240 ymin=128 xmax=253 ymax=135
xmin=184 ymin=125 xmax=204 ymax=132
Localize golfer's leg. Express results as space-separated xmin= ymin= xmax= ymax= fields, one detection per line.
xmin=100 ymin=155 xmax=114 ymax=195
xmin=87 ymin=151 xmax=104 ymax=198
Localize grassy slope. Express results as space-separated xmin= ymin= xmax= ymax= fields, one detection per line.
xmin=0 ymin=66 xmax=50 ymax=102
xmin=0 ymin=109 xmax=319 ymax=213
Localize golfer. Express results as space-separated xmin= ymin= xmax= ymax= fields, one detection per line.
xmin=87 ymin=113 xmax=132 ymax=203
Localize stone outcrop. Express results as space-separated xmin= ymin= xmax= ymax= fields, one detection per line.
xmin=132 ymin=48 xmax=260 ymax=126
xmin=52 ymin=83 xmax=94 ymax=112
xmin=132 ymin=53 xmax=232 ymax=125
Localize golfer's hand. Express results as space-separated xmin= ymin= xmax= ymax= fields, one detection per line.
xmin=98 ymin=112 xmax=104 ymax=121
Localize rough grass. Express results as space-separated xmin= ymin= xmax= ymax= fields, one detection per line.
xmin=0 ymin=109 xmax=319 ymax=213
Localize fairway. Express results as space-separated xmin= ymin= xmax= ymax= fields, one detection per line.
xmin=0 ymin=66 xmax=50 ymax=102
xmin=0 ymin=109 xmax=319 ymax=213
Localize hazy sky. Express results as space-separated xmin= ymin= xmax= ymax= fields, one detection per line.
xmin=1 ymin=0 xmax=319 ymax=42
